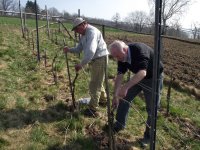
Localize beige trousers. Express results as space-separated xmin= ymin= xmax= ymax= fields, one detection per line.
xmin=88 ymin=56 xmax=108 ymax=110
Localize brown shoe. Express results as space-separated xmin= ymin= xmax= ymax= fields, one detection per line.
xmin=83 ymin=108 xmax=100 ymax=117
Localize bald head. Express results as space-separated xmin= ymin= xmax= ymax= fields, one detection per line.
xmin=109 ymin=40 xmax=128 ymax=62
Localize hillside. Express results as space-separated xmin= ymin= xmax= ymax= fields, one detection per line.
xmin=0 ymin=17 xmax=200 ymax=150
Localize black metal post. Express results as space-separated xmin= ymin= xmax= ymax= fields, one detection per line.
xmin=104 ymin=56 xmax=116 ymax=150
xmin=27 ymin=30 xmax=30 ymax=47
xmin=150 ymin=0 xmax=162 ymax=149
xmin=35 ymin=0 xmax=40 ymax=62
xmin=59 ymin=21 xmax=74 ymax=40
xmin=31 ymin=32 xmax=34 ymax=51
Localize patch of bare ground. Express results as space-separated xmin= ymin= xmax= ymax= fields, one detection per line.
xmin=85 ymin=125 xmax=143 ymax=150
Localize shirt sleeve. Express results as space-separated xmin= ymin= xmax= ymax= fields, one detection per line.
xmin=117 ymin=61 xmax=128 ymax=75
xmin=69 ymin=42 xmax=83 ymax=53
xmin=134 ymin=49 xmax=150 ymax=72
xmin=80 ymin=31 xmax=98 ymax=66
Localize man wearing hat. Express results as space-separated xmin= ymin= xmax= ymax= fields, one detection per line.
xmin=63 ymin=17 xmax=109 ymax=117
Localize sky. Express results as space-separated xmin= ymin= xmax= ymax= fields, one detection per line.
xmin=20 ymin=0 xmax=200 ymax=29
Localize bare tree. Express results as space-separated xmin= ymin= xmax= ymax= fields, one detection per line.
xmin=0 ymin=0 xmax=16 ymax=11
xmin=63 ymin=11 xmax=71 ymax=19
xmin=198 ymin=28 xmax=200 ymax=40
xmin=149 ymin=0 xmax=191 ymax=35
xmin=146 ymin=11 xmax=155 ymax=34
xmin=168 ymin=19 xmax=182 ymax=37
xmin=10 ymin=0 xmax=18 ymax=11
xmin=112 ymin=12 xmax=121 ymax=27
xmin=48 ymin=7 xmax=61 ymax=17
xmin=191 ymin=22 xmax=200 ymax=39
xmin=125 ymin=11 xmax=148 ymax=32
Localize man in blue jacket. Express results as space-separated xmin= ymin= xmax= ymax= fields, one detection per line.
xmin=108 ymin=40 xmax=163 ymax=146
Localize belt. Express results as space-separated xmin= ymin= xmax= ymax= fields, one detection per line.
xmin=91 ymin=55 xmax=107 ymax=62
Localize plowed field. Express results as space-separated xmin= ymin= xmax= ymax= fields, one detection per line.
xmin=105 ymin=33 xmax=200 ymax=90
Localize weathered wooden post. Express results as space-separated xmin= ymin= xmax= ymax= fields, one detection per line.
xmin=51 ymin=29 xmax=54 ymax=42
xmin=45 ymin=5 xmax=50 ymax=38
xmin=31 ymin=32 xmax=34 ymax=51
xmin=166 ymin=72 xmax=174 ymax=116
xmin=19 ymin=0 xmax=25 ymax=38
xmin=77 ymin=9 xmax=81 ymax=58
xmin=24 ymin=12 xmax=27 ymax=39
xmin=52 ymin=53 xmax=58 ymax=85
xmin=74 ymin=31 xmax=77 ymax=47
xmin=56 ymin=35 xmax=58 ymax=45
xmin=24 ymin=12 xmax=26 ymax=28
xmin=44 ymin=49 xmax=47 ymax=67
xmin=78 ymin=9 xmax=81 ymax=40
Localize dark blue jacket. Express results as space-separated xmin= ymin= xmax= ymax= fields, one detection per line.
xmin=117 ymin=43 xmax=163 ymax=79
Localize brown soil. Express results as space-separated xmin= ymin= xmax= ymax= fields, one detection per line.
xmin=85 ymin=125 xmax=141 ymax=150
xmin=105 ymin=33 xmax=200 ymax=93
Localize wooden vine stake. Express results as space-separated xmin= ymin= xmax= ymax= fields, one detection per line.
xmin=166 ymin=72 xmax=174 ymax=116
xmin=63 ymin=39 xmax=76 ymax=110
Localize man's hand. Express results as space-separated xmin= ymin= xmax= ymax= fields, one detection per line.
xmin=118 ymin=84 xmax=129 ymax=98
xmin=75 ymin=64 xmax=83 ymax=72
xmin=63 ymin=46 xmax=69 ymax=53
xmin=112 ymin=96 xmax=119 ymax=109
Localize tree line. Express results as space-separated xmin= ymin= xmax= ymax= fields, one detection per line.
xmin=0 ymin=0 xmax=199 ymax=39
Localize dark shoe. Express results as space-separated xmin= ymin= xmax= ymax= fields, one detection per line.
xmin=113 ymin=125 xmax=123 ymax=133
xmin=102 ymin=123 xmax=124 ymax=134
xmin=83 ymin=108 xmax=100 ymax=117
xmin=113 ymin=122 xmax=124 ymax=133
xmin=99 ymin=101 xmax=107 ymax=107
xmin=139 ymin=136 xmax=150 ymax=147
xmin=140 ymin=127 xmax=150 ymax=147
xmin=102 ymin=124 xmax=109 ymax=132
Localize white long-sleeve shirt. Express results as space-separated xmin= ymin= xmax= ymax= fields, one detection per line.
xmin=69 ymin=24 xmax=109 ymax=66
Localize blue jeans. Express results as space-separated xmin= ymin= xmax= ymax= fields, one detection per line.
xmin=115 ymin=73 xmax=163 ymax=133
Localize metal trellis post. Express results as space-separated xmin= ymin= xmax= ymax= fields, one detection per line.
xmin=104 ymin=56 xmax=116 ymax=150
xmin=150 ymin=0 xmax=162 ymax=149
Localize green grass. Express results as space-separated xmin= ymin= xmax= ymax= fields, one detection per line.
xmin=0 ymin=138 xmax=10 ymax=149
xmin=0 ymin=16 xmax=199 ymax=150
xmin=0 ymin=95 xmax=7 ymax=110
xmin=30 ymin=126 xmax=48 ymax=144
xmin=0 ymin=31 xmax=3 ymax=45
